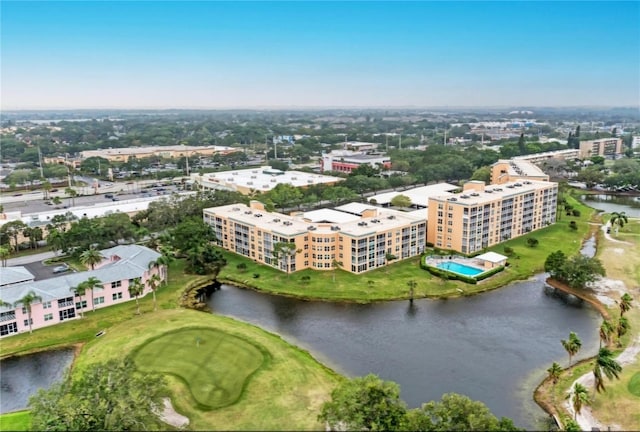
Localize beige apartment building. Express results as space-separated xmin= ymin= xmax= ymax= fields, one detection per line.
xmin=579 ymin=138 xmax=624 ymax=159
xmin=427 ymin=179 xmax=558 ymax=254
xmin=203 ymin=201 xmax=426 ymax=274
xmin=491 ymin=159 xmax=549 ymax=184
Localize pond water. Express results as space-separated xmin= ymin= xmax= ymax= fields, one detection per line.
xmin=0 ymin=348 xmax=74 ymax=414
xmin=580 ymin=194 xmax=640 ymax=217
xmin=207 ymin=274 xmax=601 ymax=430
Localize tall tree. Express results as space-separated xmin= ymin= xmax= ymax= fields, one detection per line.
xmin=331 ymin=259 xmax=343 ymax=283
xmin=29 ymin=358 xmax=167 ymax=431
xmin=0 ymin=246 xmax=9 ymax=267
xmin=599 ymin=320 xmax=615 ymax=348
xmin=83 ymin=276 xmax=103 ymax=312
xmin=128 ymin=278 xmax=144 ymax=315
xmin=617 ymin=316 xmax=630 ymax=340
xmin=547 ymin=362 xmax=563 ymax=405
xmin=71 ymin=282 xmax=88 ymax=318
xmin=14 ymin=291 xmax=43 ymax=334
xmin=80 ymin=247 xmax=103 ymax=270
xmin=318 ymin=374 xmax=407 ymax=431
xmin=619 ymin=293 xmax=633 ymax=316
xmin=593 ymin=347 xmax=622 ymax=394
xmin=1 ymin=220 xmax=27 ymax=252
xmin=567 ymin=382 xmax=590 ymax=420
xmin=273 ymin=242 xmax=299 ymax=278
xmin=561 ymin=332 xmax=582 ymax=366
xmin=146 ymin=273 xmax=162 ymax=311
xmin=64 ymin=187 xmax=77 ymax=207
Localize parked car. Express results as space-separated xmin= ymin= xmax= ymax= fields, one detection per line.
xmin=112 ymin=197 xmax=120 ymax=201
xmin=105 ymin=193 xmax=114 ymax=198
xmin=52 ymin=264 xmax=70 ymax=274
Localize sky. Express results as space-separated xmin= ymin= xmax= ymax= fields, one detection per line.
xmin=1 ymin=1 xmax=639 ymax=109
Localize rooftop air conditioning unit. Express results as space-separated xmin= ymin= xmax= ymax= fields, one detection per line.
xmin=460 ymin=195 xmax=470 ymax=199
xmin=470 ymin=193 xmax=479 ymax=197
xmin=273 ymin=218 xmax=281 ymax=223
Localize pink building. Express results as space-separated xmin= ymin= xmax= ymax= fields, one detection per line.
xmin=0 ymin=245 xmax=166 ymax=337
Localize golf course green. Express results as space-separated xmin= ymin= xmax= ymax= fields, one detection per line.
xmin=132 ymin=327 xmax=266 ymax=409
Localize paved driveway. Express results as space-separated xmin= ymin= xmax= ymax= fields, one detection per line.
xmin=21 ymin=257 xmax=75 ymax=281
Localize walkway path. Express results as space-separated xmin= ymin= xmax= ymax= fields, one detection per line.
xmin=6 ymin=251 xmax=56 ymax=266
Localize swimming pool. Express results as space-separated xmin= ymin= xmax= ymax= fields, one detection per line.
xmin=436 ymin=261 xmax=485 ymax=277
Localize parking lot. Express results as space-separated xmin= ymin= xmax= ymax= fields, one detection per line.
xmin=23 ymin=258 xmax=75 ymax=281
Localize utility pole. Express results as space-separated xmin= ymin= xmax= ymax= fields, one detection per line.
xmin=399 ymin=133 xmax=402 ymax=150
xmin=37 ymin=146 xmax=44 ymax=178
xmin=185 ymin=150 xmax=190 ymax=176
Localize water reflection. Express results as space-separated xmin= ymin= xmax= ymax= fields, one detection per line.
xmin=0 ymin=349 xmax=74 ymax=414
xmin=581 ymin=194 xmax=640 ymax=217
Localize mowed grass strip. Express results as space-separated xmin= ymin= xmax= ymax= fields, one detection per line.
xmin=132 ymin=328 xmax=266 ymax=410
xmin=0 ymin=410 xmax=31 ymax=431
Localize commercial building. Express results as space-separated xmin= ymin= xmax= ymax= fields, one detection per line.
xmin=512 ymin=149 xmax=580 ymax=164
xmin=190 ymin=166 xmax=343 ymax=195
xmin=80 ymin=145 xmax=239 ymax=163
xmin=0 ymin=245 xmax=165 ymax=337
xmin=321 ymin=150 xmax=391 ymax=174
xmin=369 ymin=183 xmax=459 ymax=208
xmin=579 ymin=138 xmax=624 ymax=159
xmin=203 ymin=201 xmax=426 ymax=274
xmin=427 ymin=179 xmax=558 ymax=254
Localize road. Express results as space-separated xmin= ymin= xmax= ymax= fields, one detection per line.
xmin=6 ymin=250 xmax=57 ymax=266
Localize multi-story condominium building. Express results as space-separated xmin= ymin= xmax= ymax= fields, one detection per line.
xmin=579 ymin=138 xmax=623 ymax=159
xmin=191 ymin=166 xmax=343 ymax=195
xmin=491 ymin=159 xmax=549 ymax=184
xmin=203 ymin=201 xmax=426 ymax=274
xmin=512 ymin=149 xmax=580 ymax=164
xmin=320 ymin=150 xmax=391 ymax=174
xmin=427 ymin=180 xmax=558 ymax=254
xmin=0 ymin=245 xmax=165 ymax=337
xmin=80 ymin=145 xmax=239 ymax=163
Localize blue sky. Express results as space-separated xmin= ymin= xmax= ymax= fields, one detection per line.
xmin=1 ymin=1 xmax=638 ymax=109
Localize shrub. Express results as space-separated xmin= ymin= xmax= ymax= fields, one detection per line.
xmin=503 ymin=246 xmax=514 ymax=256
xmin=300 ymin=275 xmax=311 ymax=285
xmin=252 ymin=273 xmax=260 ymax=278
xmin=569 ymin=221 xmax=578 ymax=231
xmin=526 ymin=238 xmax=539 ymax=248
xmin=572 ymin=209 xmax=581 ymax=217
xmin=236 ymin=263 xmax=247 ymax=272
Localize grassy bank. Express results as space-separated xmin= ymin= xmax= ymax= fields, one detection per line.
xmin=535 ymin=217 xmax=640 ymax=430
xmin=75 ymin=309 xmax=340 ymax=430
xmin=0 ymin=410 xmax=31 ymax=431
xmin=218 ymin=194 xmax=595 ymax=302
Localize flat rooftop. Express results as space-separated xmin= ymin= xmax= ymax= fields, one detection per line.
xmin=430 ymin=180 xmax=556 ymax=206
xmin=496 ymin=159 xmax=547 ymax=178
xmin=370 ymin=183 xmax=459 ymax=207
xmin=81 ymin=145 xmax=237 ymax=157
xmin=204 ymin=202 xmax=424 ymax=237
xmin=192 ymin=166 xmax=344 ymax=192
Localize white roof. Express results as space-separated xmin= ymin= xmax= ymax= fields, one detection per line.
xmin=370 ymin=183 xmax=459 ymax=206
xmin=302 ymin=209 xmax=361 ymax=224
xmin=335 ymin=202 xmax=377 ymax=215
xmin=0 ymin=266 xmax=35 ymax=287
xmin=475 ymin=252 xmax=508 ymax=263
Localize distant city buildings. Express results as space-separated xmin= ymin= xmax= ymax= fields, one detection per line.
xmin=190 ymin=166 xmax=343 ymax=194
xmin=578 ymin=138 xmax=624 ymax=159
xmin=320 ymin=150 xmax=391 ymax=174
xmin=80 ymin=145 xmax=239 ymax=162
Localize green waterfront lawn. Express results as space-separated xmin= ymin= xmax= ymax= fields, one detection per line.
xmin=75 ymin=309 xmax=340 ymax=430
xmin=132 ymin=327 xmax=266 ymax=410
xmin=0 ymin=410 xmax=31 ymax=431
xmin=218 ymin=194 xmax=595 ymax=302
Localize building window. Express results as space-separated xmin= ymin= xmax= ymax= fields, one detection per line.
xmin=94 ymin=297 xmax=105 ymax=305
xmin=44 ymin=313 xmax=54 ymax=322
xmin=75 ymin=301 xmax=88 ymax=310
xmin=23 ymin=318 xmax=33 ymax=327
xmin=42 ymin=301 xmax=52 ymax=309
xmin=111 ymin=281 xmax=122 ymax=289
xmin=112 ymin=292 xmax=123 ymax=301
xmin=58 ymin=308 xmax=76 ymax=322
xmin=22 ymin=307 xmax=27 ymax=314
xmin=0 ymin=322 xmax=18 ymax=336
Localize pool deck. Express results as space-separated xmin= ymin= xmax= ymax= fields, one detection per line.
xmin=424 ymin=255 xmax=486 ymax=272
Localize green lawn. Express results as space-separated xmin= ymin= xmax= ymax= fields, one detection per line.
xmin=628 ymin=372 xmax=640 ymax=397
xmin=132 ymin=327 xmax=266 ymax=410
xmin=218 ymin=194 xmax=596 ymax=302
xmin=75 ymin=309 xmax=340 ymax=430
xmin=0 ymin=410 xmax=31 ymax=431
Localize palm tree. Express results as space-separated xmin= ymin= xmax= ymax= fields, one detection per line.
xmin=64 ymin=187 xmax=77 ymax=207
xmin=561 ymin=332 xmax=582 ymax=366
xmin=0 ymin=246 xmax=9 ymax=267
xmin=617 ymin=316 xmax=630 ymax=340
xmin=14 ymin=291 xmax=43 ymax=334
xmin=407 ymin=280 xmax=417 ymax=301
xmin=619 ymin=293 xmax=633 ymax=316
xmin=567 ymin=382 xmax=590 ymax=420
xmin=151 ymin=251 xmax=174 ymax=286
xmin=80 ymin=247 xmax=103 ymax=270
xmin=547 ymin=362 xmax=563 ymax=404
xmin=42 ymin=181 xmax=52 ymax=200
xmin=599 ymin=320 xmax=615 ymax=348
xmin=83 ymin=276 xmax=103 ymax=312
xmin=609 ymin=211 xmax=628 ymax=235
xmin=128 ymin=278 xmax=144 ymax=315
xmin=71 ymin=282 xmax=87 ymax=318
xmin=331 ymin=259 xmax=343 ymax=283
xmin=593 ymin=347 xmax=622 ymax=394
xmin=146 ymin=274 xmax=162 ymax=311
